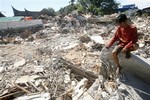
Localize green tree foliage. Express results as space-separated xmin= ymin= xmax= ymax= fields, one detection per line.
xmin=69 ymin=0 xmax=75 ymax=5
xmin=77 ymin=0 xmax=119 ymax=15
xmin=57 ymin=0 xmax=77 ymax=15
xmin=57 ymin=3 xmax=77 ymax=15
xmin=47 ymin=7 xmax=56 ymax=16
xmin=41 ymin=8 xmax=56 ymax=16
xmin=57 ymin=5 xmax=73 ymax=15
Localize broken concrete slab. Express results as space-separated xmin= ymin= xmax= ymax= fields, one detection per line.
xmin=79 ymin=34 xmax=91 ymax=43
xmin=64 ymin=74 xmax=71 ymax=84
xmin=15 ymin=75 xmax=40 ymax=84
xmin=78 ymin=92 xmax=94 ymax=100
xmin=14 ymin=93 xmax=50 ymax=100
xmin=62 ymin=43 xmax=78 ymax=50
xmin=87 ymin=76 xmax=103 ymax=99
xmin=72 ymin=78 xmax=88 ymax=100
xmin=32 ymin=65 xmax=44 ymax=73
xmin=14 ymin=59 xmax=26 ymax=68
xmin=0 ymin=67 xmax=5 ymax=73
xmin=119 ymin=53 xmax=150 ymax=83
xmin=0 ymin=19 xmax=43 ymax=30
xmin=90 ymin=35 xmax=104 ymax=44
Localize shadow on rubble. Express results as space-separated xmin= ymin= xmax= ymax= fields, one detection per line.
xmin=121 ymin=69 xmax=150 ymax=100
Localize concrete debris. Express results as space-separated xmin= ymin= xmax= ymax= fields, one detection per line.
xmin=104 ymin=81 xmax=116 ymax=94
xmin=0 ymin=67 xmax=5 ymax=73
xmin=0 ymin=13 xmax=150 ymax=100
xmin=14 ymin=93 xmax=50 ymax=100
xmin=64 ymin=74 xmax=71 ymax=84
xmin=78 ymin=92 xmax=95 ymax=100
xmin=62 ymin=43 xmax=78 ymax=50
xmin=32 ymin=65 xmax=44 ymax=73
xmin=15 ymin=75 xmax=40 ymax=84
xmin=87 ymin=14 xmax=116 ymax=23
xmin=79 ymin=34 xmax=91 ymax=43
xmin=20 ymin=30 xmax=32 ymax=39
xmin=61 ymin=28 xmax=70 ymax=34
xmin=90 ymin=35 xmax=104 ymax=44
xmin=72 ymin=78 xmax=88 ymax=100
xmin=14 ymin=59 xmax=26 ymax=68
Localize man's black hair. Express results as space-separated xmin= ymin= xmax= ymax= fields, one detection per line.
xmin=116 ymin=14 xmax=127 ymax=23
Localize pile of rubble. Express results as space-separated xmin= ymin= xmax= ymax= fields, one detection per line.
xmin=133 ymin=16 xmax=150 ymax=60
xmin=0 ymin=13 xmax=149 ymax=100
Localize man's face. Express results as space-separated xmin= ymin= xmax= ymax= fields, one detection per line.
xmin=117 ymin=22 xmax=126 ymax=27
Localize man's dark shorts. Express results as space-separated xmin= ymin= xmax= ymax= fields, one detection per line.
xmin=112 ymin=45 xmax=123 ymax=55
xmin=112 ymin=43 xmax=139 ymax=55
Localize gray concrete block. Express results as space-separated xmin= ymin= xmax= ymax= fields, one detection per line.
xmin=0 ymin=19 xmax=43 ymax=30
xmin=119 ymin=53 xmax=150 ymax=83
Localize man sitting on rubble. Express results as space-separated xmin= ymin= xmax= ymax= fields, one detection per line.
xmin=106 ymin=14 xmax=139 ymax=74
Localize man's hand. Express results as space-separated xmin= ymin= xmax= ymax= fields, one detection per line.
xmin=105 ymin=44 xmax=110 ymax=49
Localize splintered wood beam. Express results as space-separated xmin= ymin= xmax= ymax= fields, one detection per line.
xmin=15 ymin=83 xmax=31 ymax=94
xmin=59 ymin=57 xmax=98 ymax=81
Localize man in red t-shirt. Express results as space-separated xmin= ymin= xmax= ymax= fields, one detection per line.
xmin=106 ymin=14 xmax=138 ymax=74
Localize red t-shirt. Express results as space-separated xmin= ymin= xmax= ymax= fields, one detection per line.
xmin=108 ymin=25 xmax=138 ymax=49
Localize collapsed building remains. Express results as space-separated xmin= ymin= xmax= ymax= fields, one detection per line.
xmin=0 ymin=13 xmax=150 ymax=100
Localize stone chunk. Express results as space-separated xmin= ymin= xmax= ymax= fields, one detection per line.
xmin=14 ymin=93 xmax=50 ymax=100
xmin=64 ymin=75 xmax=71 ymax=84
xmin=61 ymin=28 xmax=69 ymax=34
xmin=79 ymin=92 xmax=94 ymax=100
xmin=0 ymin=67 xmax=5 ymax=73
xmin=15 ymin=75 xmax=39 ymax=84
xmin=90 ymin=35 xmax=104 ymax=44
xmin=80 ymin=35 xmax=91 ymax=43
xmin=14 ymin=59 xmax=26 ymax=68
xmin=72 ymin=78 xmax=88 ymax=100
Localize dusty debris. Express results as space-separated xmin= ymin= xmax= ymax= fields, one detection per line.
xmin=14 ymin=93 xmax=50 ymax=100
xmin=80 ymin=34 xmax=91 ymax=43
xmin=0 ymin=13 xmax=150 ymax=100
xmin=14 ymin=59 xmax=26 ymax=68
xmin=72 ymin=78 xmax=88 ymax=100
xmin=90 ymin=35 xmax=104 ymax=44
xmin=0 ymin=67 xmax=5 ymax=73
xmin=58 ymin=57 xmax=98 ymax=81
xmin=15 ymin=75 xmax=40 ymax=84
xmin=20 ymin=30 xmax=32 ymax=39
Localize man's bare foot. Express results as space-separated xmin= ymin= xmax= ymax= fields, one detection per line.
xmin=116 ymin=65 xmax=123 ymax=75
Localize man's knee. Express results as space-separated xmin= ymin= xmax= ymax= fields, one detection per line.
xmin=129 ymin=44 xmax=139 ymax=51
xmin=134 ymin=44 xmax=139 ymax=50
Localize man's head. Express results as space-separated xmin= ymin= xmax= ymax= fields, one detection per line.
xmin=116 ymin=14 xmax=128 ymax=27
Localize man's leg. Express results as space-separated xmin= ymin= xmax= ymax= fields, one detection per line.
xmin=112 ymin=45 xmax=123 ymax=74
xmin=125 ymin=44 xmax=139 ymax=59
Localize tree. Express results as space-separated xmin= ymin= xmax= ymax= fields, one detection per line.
xmin=40 ymin=8 xmax=55 ymax=16
xmin=69 ymin=0 xmax=76 ymax=12
xmin=47 ymin=7 xmax=55 ymax=16
xmin=69 ymin=0 xmax=75 ymax=5
xmin=57 ymin=3 xmax=78 ymax=15
xmin=77 ymin=0 xmax=119 ymax=15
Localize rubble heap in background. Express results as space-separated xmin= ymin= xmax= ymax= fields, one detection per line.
xmin=0 ymin=13 xmax=150 ymax=100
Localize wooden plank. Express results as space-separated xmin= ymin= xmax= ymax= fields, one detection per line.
xmin=60 ymin=57 xmax=98 ymax=81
